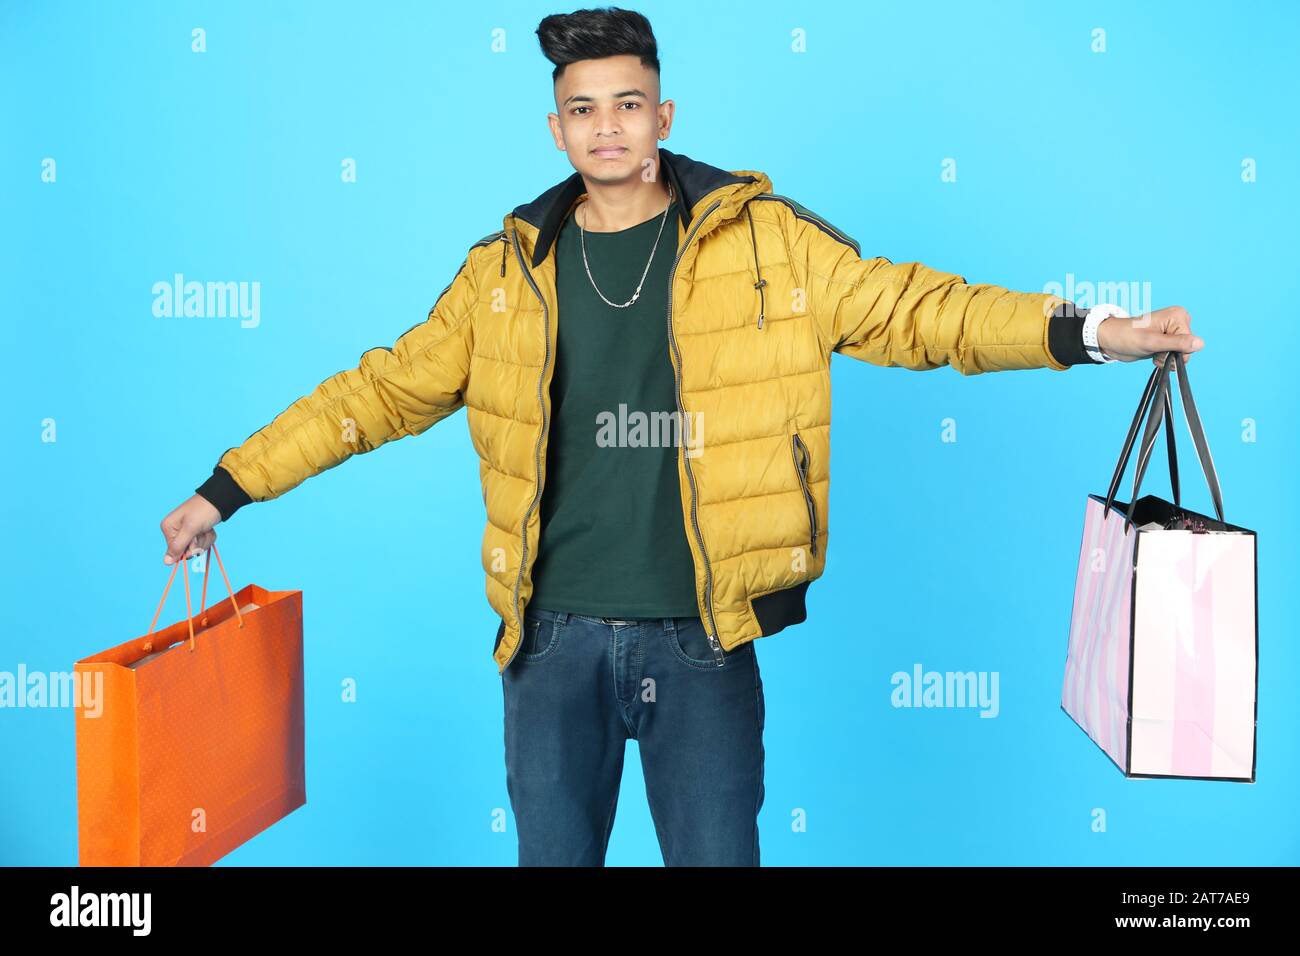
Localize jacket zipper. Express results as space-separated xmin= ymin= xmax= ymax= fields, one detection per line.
xmin=667 ymin=197 xmax=726 ymax=666
xmin=791 ymin=432 xmax=818 ymax=557
xmin=505 ymin=221 xmax=550 ymax=671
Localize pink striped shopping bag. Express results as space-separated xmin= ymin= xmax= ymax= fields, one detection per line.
xmin=1061 ymin=351 xmax=1257 ymax=781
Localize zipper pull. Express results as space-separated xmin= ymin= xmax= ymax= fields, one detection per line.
xmin=703 ymin=581 xmax=724 ymax=665
xmin=708 ymin=632 xmax=725 ymax=666
xmin=500 ymin=236 xmax=507 ymax=277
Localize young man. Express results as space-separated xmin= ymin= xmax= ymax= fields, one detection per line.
xmin=160 ymin=7 xmax=1204 ymax=866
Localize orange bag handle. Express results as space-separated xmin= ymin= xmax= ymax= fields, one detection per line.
xmin=195 ymin=542 xmax=243 ymax=628
xmin=146 ymin=542 xmax=245 ymax=653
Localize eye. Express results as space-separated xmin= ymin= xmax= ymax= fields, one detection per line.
xmin=619 ymin=102 xmax=639 ymax=109
xmin=572 ymin=106 xmax=590 ymax=115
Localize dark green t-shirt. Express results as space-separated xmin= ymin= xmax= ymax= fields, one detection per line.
xmin=527 ymin=199 xmax=700 ymax=618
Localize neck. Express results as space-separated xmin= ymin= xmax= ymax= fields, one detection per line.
xmin=576 ymin=164 xmax=673 ymax=232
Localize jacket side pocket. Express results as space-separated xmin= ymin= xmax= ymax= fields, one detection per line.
xmin=789 ymin=428 xmax=818 ymax=557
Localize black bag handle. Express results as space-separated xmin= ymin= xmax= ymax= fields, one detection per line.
xmin=1103 ymin=360 xmax=1179 ymax=520
xmin=1106 ymin=350 xmax=1226 ymax=533
xmin=1130 ymin=349 xmax=1225 ymax=530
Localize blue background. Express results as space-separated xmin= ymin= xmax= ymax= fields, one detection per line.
xmin=2 ymin=0 xmax=1296 ymax=865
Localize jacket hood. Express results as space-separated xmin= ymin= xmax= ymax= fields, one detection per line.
xmin=506 ymin=147 xmax=773 ymax=269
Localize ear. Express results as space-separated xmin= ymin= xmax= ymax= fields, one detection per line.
xmin=546 ymin=112 xmax=566 ymax=152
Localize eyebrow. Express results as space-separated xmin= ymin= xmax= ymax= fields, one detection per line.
xmin=563 ymin=89 xmax=649 ymax=107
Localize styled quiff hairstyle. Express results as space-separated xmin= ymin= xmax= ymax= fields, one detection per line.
xmin=535 ymin=7 xmax=660 ymax=82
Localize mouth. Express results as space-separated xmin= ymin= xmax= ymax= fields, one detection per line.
xmin=591 ymin=146 xmax=628 ymax=158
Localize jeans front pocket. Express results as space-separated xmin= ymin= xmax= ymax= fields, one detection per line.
xmin=520 ymin=609 xmax=563 ymax=663
xmin=664 ymin=617 xmax=749 ymax=670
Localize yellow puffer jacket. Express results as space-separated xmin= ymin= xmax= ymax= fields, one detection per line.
xmin=197 ymin=148 xmax=1077 ymax=673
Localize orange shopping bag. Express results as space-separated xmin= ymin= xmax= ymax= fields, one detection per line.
xmin=74 ymin=544 xmax=305 ymax=865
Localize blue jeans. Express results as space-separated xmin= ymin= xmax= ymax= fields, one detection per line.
xmin=499 ymin=606 xmax=766 ymax=866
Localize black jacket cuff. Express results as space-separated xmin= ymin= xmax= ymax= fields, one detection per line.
xmin=1047 ymin=301 xmax=1101 ymax=367
xmin=196 ymin=465 xmax=254 ymax=522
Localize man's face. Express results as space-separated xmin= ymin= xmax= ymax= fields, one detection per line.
xmin=547 ymin=54 xmax=672 ymax=186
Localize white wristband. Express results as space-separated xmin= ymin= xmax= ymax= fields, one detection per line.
xmin=1082 ymin=304 xmax=1127 ymax=362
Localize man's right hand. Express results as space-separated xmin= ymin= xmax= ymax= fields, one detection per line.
xmin=161 ymin=495 xmax=224 ymax=565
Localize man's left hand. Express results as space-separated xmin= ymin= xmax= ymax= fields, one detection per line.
xmin=1095 ymin=306 xmax=1205 ymax=366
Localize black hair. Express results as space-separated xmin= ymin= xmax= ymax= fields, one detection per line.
xmin=535 ymin=7 xmax=660 ymax=83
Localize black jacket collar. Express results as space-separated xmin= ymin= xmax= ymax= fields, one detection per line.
xmin=510 ymin=147 xmax=756 ymax=268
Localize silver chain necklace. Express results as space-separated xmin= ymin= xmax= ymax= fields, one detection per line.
xmin=577 ymin=184 xmax=675 ymax=309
